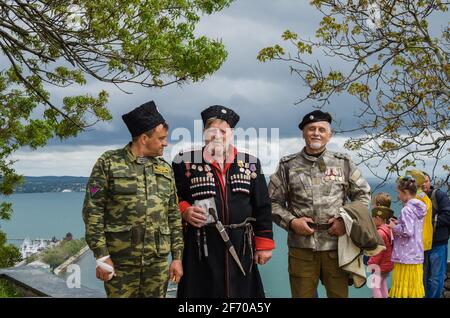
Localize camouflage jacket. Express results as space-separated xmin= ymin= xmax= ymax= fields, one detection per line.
xmin=269 ymin=148 xmax=371 ymax=251
xmin=82 ymin=144 xmax=183 ymax=266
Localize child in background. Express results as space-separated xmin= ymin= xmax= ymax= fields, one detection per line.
xmin=389 ymin=176 xmax=427 ymax=298
xmin=406 ymin=170 xmax=433 ymax=252
xmin=368 ymin=193 xmax=394 ymax=298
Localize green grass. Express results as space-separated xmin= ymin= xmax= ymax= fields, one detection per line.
xmin=0 ymin=279 xmax=21 ymax=298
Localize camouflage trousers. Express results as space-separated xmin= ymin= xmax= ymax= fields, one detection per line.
xmin=104 ymin=257 xmax=169 ymax=298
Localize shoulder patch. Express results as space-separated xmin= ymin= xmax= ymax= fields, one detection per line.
xmin=89 ymin=185 xmax=100 ymax=197
xmin=350 ymin=169 xmax=362 ymax=183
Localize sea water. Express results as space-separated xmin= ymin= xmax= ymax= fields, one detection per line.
xmin=1 ymin=184 xmax=448 ymax=297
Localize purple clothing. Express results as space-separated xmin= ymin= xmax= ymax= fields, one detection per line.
xmin=391 ymin=199 xmax=426 ymax=264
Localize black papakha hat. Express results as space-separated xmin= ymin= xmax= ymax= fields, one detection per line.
xmin=298 ymin=110 xmax=332 ymax=130
xmin=122 ymin=100 xmax=166 ymax=137
xmin=201 ymin=105 xmax=240 ymax=128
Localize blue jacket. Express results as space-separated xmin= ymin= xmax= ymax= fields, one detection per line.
xmin=427 ymin=186 xmax=450 ymax=246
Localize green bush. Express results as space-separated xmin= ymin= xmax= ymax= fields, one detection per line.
xmin=63 ymin=239 xmax=86 ymax=256
xmin=42 ymin=249 xmax=65 ymax=269
xmin=41 ymin=238 xmax=87 ymax=269
xmin=0 ymin=231 xmax=22 ymax=268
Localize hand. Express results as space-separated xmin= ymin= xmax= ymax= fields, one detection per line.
xmin=96 ymin=257 xmax=115 ymax=282
xmin=388 ymin=218 xmax=398 ymax=228
xmin=169 ymin=259 xmax=183 ymax=284
xmin=183 ymin=206 xmax=207 ymax=227
xmin=254 ymin=250 xmax=272 ymax=265
xmin=290 ymin=217 xmax=315 ymax=236
xmin=327 ymin=217 xmax=346 ymax=236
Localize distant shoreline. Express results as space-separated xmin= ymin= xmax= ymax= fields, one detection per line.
xmin=12 ymin=176 xmax=88 ymax=193
xmin=7 ymin=175 xmax=446 ymax=194
xmin=5 ymin=191 xmax=85 ymax=195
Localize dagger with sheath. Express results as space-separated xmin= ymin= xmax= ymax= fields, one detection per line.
xmin=209 ymin=207 xmax=246 ymax=276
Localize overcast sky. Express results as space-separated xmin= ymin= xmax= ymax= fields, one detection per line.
xmin=10 ymin=0 xmax=448 ymax=179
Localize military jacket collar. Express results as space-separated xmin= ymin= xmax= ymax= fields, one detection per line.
xmin=300 ymin=147 xmax=327 ymax=163
xmin=123 ymin=143 xmax=158 ymax=165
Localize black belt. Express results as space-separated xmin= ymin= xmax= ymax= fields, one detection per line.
xmin=203 ymin=217 xmax=256 ymax=229
xmin=203 ymin=217 xmax=256 ymax=273
xmin=224 ymin=217 xmax=256 ymax=229
xmin=307 ymin=222 xmax=332 ymax=231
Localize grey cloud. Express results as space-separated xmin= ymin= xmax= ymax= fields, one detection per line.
xmin=25 ymin=0 xmax=388 ymax=148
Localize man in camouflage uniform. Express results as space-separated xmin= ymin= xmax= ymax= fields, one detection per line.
xmin=82 ymin=100 xmax=184 ymax=298
xmin=269 ymin=110 xmax=371 ymax=298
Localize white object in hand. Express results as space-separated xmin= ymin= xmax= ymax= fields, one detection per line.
xmin=96 ymin=255 xmax=115 ymax=281
xmin=194 ymin=198 xmax=217 ymax=225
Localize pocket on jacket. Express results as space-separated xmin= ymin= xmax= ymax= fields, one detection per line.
xmin=155 ymin=171 xmax=173 ymax=203
xmin=289 ymin=170 xmax=310 ymax=199
xmin=112 ymin=172 xmax=138 ymax=195
xmin=155 ymin=225 xmax=171 ymax=256
xmin=105 ymin=224 xmax=132 ymax=259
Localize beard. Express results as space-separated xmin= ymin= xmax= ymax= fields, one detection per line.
xmin=205 ymin=141 xmax=227 ymax=158
xmin=309 ymin=142 xmax=323 ymax=150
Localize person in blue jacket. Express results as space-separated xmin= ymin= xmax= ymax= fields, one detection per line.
xmin=422 ymin=172 xmax=450 ymax=298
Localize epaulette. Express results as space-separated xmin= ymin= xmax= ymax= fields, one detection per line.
xmin=280 ymin=152 xmax=301 ymax=163
xmin=417 ymin=191 xmax=426 ymax=199
xmin=332 ymin=151 xmax=351 ymax=161
xmin=100 ymin=149 xmax=120 ymax=160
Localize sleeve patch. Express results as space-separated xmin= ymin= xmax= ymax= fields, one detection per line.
xmin=90 ymin=186 xmax=99 ymax=196
xmin=350 ymin=169 xmax=362 ymax=183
